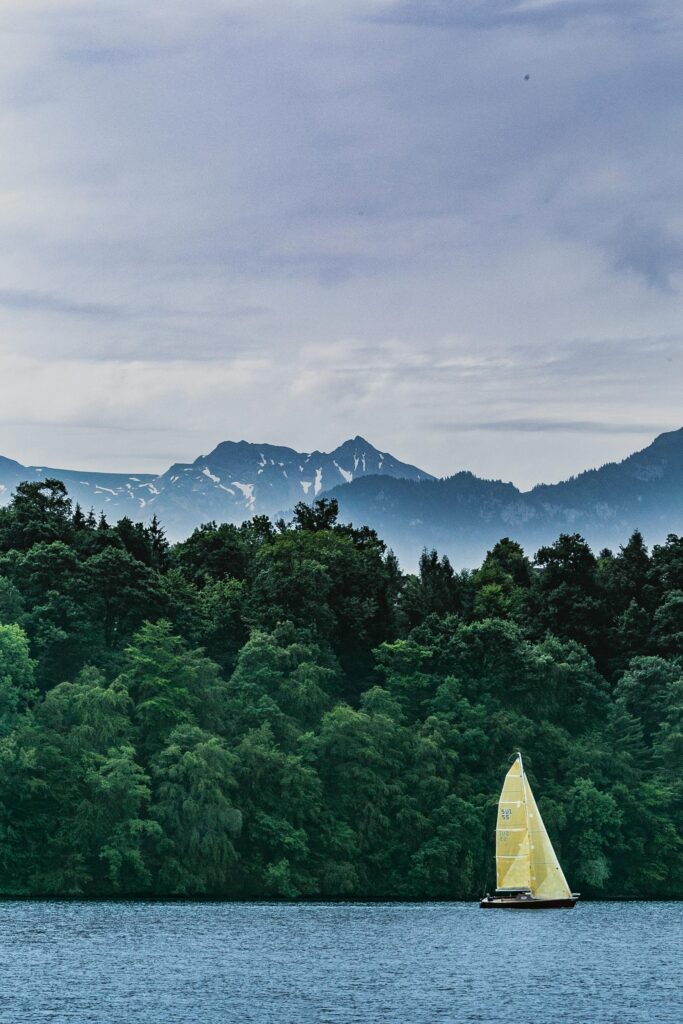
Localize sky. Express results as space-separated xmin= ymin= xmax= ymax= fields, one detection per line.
xmin=1 ymin=0 xmax=682 ymax=489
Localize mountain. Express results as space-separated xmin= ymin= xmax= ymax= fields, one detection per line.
xmin=3 ymin=429 xmax=683 ymax=566
xmin=329 ymin=427 xmax=683 ymax=566
xmin=150 ymin=436 xmax=433 ymax=536
xmin=0 ymin=456 xmax=158 ymax=513
xmin=0 ymin=437 xmax=433 ymax=540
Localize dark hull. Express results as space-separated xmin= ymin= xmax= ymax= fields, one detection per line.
xmin=480 ymin=896 xmax=578 ymax=909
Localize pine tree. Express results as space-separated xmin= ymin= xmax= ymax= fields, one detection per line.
xmin=72 ymin=503 xmax=86 ymax=531
xmin=148 ymin=515 xmax=169 ymax=571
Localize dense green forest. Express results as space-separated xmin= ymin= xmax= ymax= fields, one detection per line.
xmin=0 ymin=479 xmax=681 ymax=898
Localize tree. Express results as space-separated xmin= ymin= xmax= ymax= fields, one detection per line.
xmin=614 ymin=656 xmax=683 ymax=741
xmin=227 ymin=623 xmax=339 ymax=742
xmin=650 ymin=534 xmax=683 ymax=594
xmin=374 ymin=637 xmax=438 ymax=721
xmin=148 ymin=515 xmax=169 ymax=571
xmin=483 ymin=538 xmax=532 ymax=588
xmin=23 ymin=591 xmax=97 ymax=690
xmin=653 ymin=681 xmax=683 ymax=780
xmin=0 ymin=623 xmax=36 ymax=735
xmin=11 ymin=668 xmax=159 ymax=894
xmin=84 ymin=547 xmax=163 ymax=651
xmin=611 ymin=599 xmax=651 ymax=672
xmin=471 ymin=540 xmax=531 ymax=622
xmin=532 ymin=634 xmax=609 ymax=728
xmin=310 ymin=689 xmax=410 ymax=895
xmin=0 ymin=577 xmax=23 ymax=624
xmin=115 ymin=517 xmax=154 ymax=565
xmin=616 ymin=530 xmax=651 ymax=605
xmin=292 ymin=498 xmax=340 ymax=532
xmin=194 ymin=577 xmax=247 ymax=674
xmin=0 ymin=479 xmax=72 ymax=551
xmin=10 ymin=541 xmax=82 ymax=603
xmin=530 ymin=533 xmax=606 ymax=658
xmin=151 ymin=725 xmax=241 ymax=893
xmin=76 ymin=745 xmax=161 ymax=892
xmin=233 ymin=723 xmax=323 ymax=897
xmin=170 ymin=522 xmax=248 ymax=586
xmin=397 ymin=550 xmax=464 ymax=632
xmin=118 ymin=620 xmax=228 ymax=758
xmin=565 ymin=778 xmax=622 ymax=890
xmin=650 ymin=590 xmax=683 ymax=657
xmin=245 ymin=529 xmax=394 ymax=699
xmin=71 ymin=503 xmax=87 ymax=532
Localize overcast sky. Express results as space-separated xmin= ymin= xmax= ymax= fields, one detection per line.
xmin=1 ymin=0 xmax=682 ymax=488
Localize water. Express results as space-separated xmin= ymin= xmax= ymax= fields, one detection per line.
xmin=0 ymin=901 xmax=680 ymax=1023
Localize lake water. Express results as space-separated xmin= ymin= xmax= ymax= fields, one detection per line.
xmin=0 ymin=901 xmax=680 ymax=1023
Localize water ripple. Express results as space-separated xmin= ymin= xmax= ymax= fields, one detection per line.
xmin=0 ymin=901 xmax=680 ymax=1023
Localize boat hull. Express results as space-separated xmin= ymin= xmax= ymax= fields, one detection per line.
xmin=479 ymin=896 xmax=578 ymax=909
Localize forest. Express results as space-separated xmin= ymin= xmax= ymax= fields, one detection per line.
xmin=0 ymin=478 xmax=681 ymax=899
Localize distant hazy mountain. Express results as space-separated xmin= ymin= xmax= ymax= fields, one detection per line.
xmin=0 ymin=455 xmax=158 ymax=515
xmin=0 ymin=437 xmax=433 ymax=540
xmin=3 ymin=429 xmax=683 ymax=567
xmin=329 ymin=427 xmax=683 ymax=566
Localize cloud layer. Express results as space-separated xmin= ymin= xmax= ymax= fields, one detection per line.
xmin=0 ymin=0 xmax=682 ymax=487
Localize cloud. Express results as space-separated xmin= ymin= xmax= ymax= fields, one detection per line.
xmin=434 ymin=419 xmax=667 ymax=434
xmin=0 ymin=0 xmax=681 ymax=488
xmin=0 ymin=287 xmax=270 ymax=330
xmin=608 ymin=218 xmax=683 ymax=291
xmin=0 ymin=289 xmax=124 ymax=318
xmin=375 ymin=0 xmax=676 ymax=31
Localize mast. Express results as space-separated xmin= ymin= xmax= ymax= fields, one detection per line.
xmin=518 ymin=753 xmax=532 ymax=897
xmin=518 ymin=751 xmax=530 ymax=833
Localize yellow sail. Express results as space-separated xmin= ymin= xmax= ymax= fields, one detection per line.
xmin=525 ymin=775 xmax=571 ymax=899
xmin=496 ymin=754 xmax=571 ymax=899
xmin=496 ymin=756 xmax=531 ymax=891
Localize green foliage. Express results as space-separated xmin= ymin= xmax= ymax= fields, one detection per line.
xmin=0 ymin=481 xmax=680 ymax=898
xmin=0 ymin=479 xmax=72 ymax=551
xmin=151 ymin=725 xmax=241 ymax=893
xmin=0 ymin=623 xmax=36 ymax=734
xmin=565 ymin=778 xmax=621 ymax=888
xmin=119 ymin=620 xmax=229 ymax=757
xmin=245 ymin=526 xmax=394 ymax=697
xmin=170 ymin=521 xmax=248 ymax=585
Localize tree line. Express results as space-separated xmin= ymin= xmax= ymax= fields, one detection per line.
xmin=0 ymin=479 xmax=681 ymax=897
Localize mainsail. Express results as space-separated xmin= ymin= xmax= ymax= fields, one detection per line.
xmin=496 ymin=754 xmax=571 ymax=900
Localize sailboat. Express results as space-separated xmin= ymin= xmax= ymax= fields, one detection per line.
xmin=480 ymin=753 xmax=579 ymax=909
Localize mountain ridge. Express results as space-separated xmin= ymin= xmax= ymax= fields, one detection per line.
xmin=0 ymin=436 xmax=433 ymax=541
xmin=328 ymin=427 xmax=683 ymax=565
xmin=2 ymin=429 xmax=683 ymax=567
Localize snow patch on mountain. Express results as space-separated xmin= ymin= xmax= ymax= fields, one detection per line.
xmin=334 ymin=460 xmax=353 ymax=483
xmin=232 ymin=481 xmax=255 ymax=510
